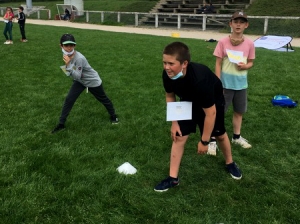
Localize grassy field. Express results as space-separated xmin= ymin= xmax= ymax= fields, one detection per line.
xmin=0 ymin=0 xmax=158 ymax=17
xmin=0 ymin=19 xmax=299 ymax=223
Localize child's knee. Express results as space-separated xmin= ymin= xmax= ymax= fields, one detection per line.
xmin=216 ymin=134 xmax=226 ymax=142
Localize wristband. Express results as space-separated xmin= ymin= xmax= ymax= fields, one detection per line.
xmin=200 ymin=139 xmax=210 ymax=146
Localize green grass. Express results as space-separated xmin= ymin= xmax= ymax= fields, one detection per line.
xmin=0 ymin=21 xmax=300 ymax=223
xmin=222 ymin=0 xmax=300 ymax=36
xmin=247 ymin=0 xmax=300 ymax=16
xmin=0 ymin=1 xmax=158 ymax=19
xmin=220 ymin=0 xmax=300 ymax=36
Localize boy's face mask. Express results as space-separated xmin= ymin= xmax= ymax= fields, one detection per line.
xmin=229 ymin=35 xmax=244 ymax=46
xmin=61 ymin=48 xmax=74 ymax=56
xmin=171 ymin=70 xmax=184 ymax=80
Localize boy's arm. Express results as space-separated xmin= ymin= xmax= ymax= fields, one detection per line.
xmin=19 ymin=13 xmax=25 ymax=21
xmin=197 ymin=104 xmax=216 ymax=154
xmin=237 ymin=59 xmax=254 ymax=71
xmin=215 ymin=57 xmax=222 ymax=79
xmin=166 ymin=92 xmax=182 ymax=141
xmin=201 ymin=105 xmax=216 ymax=142
xmin=66 ymin=64 xmax=83 ymax=80
xmin=166 ymin=92 xmax=175 ymax=103
xmin=65 ymin=57 xmax=84 ymax=80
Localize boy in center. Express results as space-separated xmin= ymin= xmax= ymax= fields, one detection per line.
xmin=154 ymin=42 xmax=242 ymax=192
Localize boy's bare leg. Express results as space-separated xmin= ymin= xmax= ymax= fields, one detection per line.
xmin=232 ymin=111 xmax=251 ymax=148
xmin=169 ymin=135 xmax=189 ymax=178
xmin=216 ymin=133 xmax=233 ymax=164
xmin=233 ymin=112 xmax=243 ymax=135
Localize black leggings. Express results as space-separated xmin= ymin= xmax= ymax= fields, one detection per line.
xmin=19 ymin=23 xmax=26 ymax=39
xmin=59 ymin=81 xmax=116 ymax=124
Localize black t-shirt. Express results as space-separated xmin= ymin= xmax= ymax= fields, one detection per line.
xmin=162 ymin=62 xmax=223 ymax=110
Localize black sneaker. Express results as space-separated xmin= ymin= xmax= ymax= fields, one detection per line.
xmin=51 ymin=124 xmax=65 ymax=134
xmin=154 ymin=176 xmax=179 ymax=192
xmin=110 ymin=115 xmax=119 ymax=124
xmin=226 ymin=162 xmax=242 ymax=180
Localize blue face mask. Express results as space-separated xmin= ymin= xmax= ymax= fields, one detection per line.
xmin=171 ymin=70 xmax=183 ymax=80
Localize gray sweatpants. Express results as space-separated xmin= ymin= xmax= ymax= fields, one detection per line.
xmin=59 ymin=81 xmax=116 ymax=124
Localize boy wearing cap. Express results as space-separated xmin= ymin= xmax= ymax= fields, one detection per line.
xmin=52 ymin=34 xmax=118 ymax=133
xmin=212 ymin=11 xmax=255 ymax=149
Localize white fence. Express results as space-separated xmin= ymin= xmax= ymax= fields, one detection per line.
xmin=0 ymin=7 xmax=51 ymax=20
xmin=81 ymin=11 xmax=300 ymax=35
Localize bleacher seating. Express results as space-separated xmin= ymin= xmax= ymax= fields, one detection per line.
xmin=142 ymin=0 xmax=251 ymax=29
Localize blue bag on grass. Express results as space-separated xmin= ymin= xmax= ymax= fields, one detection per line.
xmin=271 ymin=95 xmax=297 ymax=108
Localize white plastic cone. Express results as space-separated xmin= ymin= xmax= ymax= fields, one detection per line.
xmin=117 ymin=162 xmax=137 ymax=175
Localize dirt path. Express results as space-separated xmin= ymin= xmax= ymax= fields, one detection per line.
xmin=22 ymin=19 xmax=300 ymax=47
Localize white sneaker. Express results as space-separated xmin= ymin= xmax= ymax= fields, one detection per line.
xmin=232 ymin=136 xmax=252 ymax=149
xmin=4 ymin=40 xmax=10 ymax=44
xmin=207 ymin=141 xmax=217 ymax=156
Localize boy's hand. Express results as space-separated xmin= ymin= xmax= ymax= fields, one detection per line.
xmin=236 ymin=62 xmax=247 ymax=71
xmin=171 ymin=121 xmax=182 ymax=142
xmin=63 ymin=55 xmax=74 ymax=66
xmin=197 ymin=142 xmax=208 ymax=154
